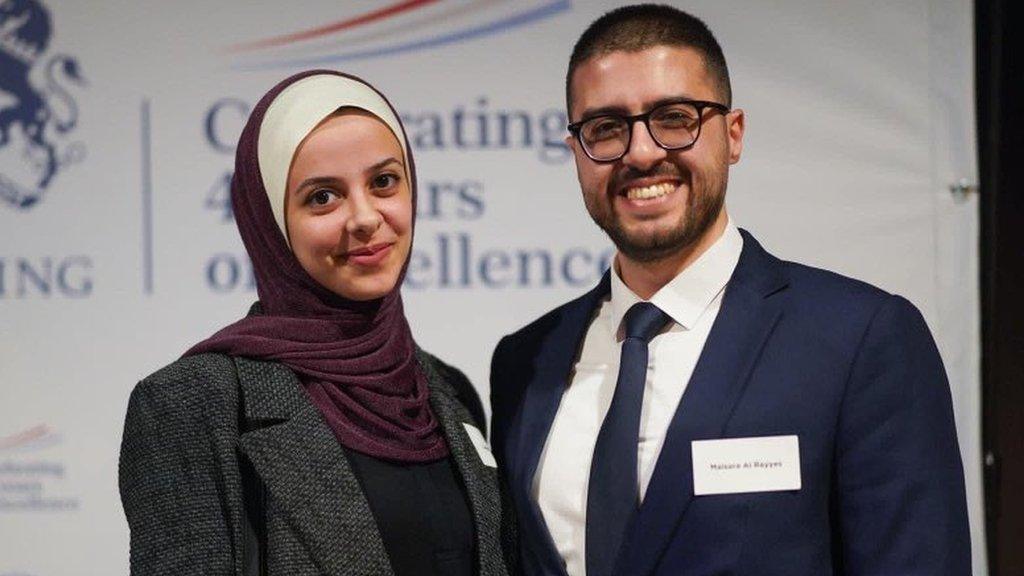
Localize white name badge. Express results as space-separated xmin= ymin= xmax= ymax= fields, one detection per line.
xmin=691 ymin=435 xmax=801 ymax=496
xmin=462 ymin=423 xmax=497 ymax=468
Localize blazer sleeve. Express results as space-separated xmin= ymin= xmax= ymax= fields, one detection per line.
xmin=834 ymin=295 xmax=971 ymax=575
xmin=489 ymin=335 xmax=523 ymax=575
xmin=119 ymin=379 xmax=240 ymax=575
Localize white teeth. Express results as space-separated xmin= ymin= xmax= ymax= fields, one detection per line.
xmin=625 ymin=183 xmax=675 ymax=200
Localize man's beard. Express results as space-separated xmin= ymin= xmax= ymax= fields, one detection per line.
xmin=589 ymin=174 xmax=726 ymax=264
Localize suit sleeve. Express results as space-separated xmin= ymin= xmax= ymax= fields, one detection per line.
xmin=489 ymin=335 xmax=514 ymax=469
xmin=119 ymin=382 xmax=238 ymax=575
xmin=834 ymin=295 xmax=971 ymax=575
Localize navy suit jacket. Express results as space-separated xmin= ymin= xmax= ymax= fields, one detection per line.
xmin=490 ymin=230 xmax=970 ymax=576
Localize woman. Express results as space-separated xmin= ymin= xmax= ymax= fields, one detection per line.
xmin=119 ymin=71 xmax=516 ymax=576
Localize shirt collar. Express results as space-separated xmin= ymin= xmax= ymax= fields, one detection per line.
xmin=610 ymin=218 xmax=743 ymax=339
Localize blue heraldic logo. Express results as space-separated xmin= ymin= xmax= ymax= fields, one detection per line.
xmin=0 ymin=0 xmax=85 ymax=209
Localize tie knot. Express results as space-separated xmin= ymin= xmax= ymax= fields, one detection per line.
xmin=622 ymin=302 xmax=670 ymax=343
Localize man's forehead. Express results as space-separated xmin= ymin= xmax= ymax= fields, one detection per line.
xmin=570 ymin=45 xmax=715 ymax=116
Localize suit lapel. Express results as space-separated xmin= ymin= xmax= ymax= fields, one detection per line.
xmin=418 ymin=351 xmax=508 ymax=576
xmin=614 ymin=230 xmax=789 ymax=576
xmin=508 ymin=274 xmax=611 ymax=575
xmin=234 ymin=357 xmax=394 ymax=576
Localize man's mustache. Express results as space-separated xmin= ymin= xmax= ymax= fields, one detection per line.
xmin=610 ymin=164 xmax=687 ymax=192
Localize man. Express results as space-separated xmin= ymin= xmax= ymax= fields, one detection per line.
xmin=489 ymin=4 xmax=970 ymax=576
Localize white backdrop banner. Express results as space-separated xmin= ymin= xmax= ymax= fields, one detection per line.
xmin=0 ymin=1 xmax=983 ymax=574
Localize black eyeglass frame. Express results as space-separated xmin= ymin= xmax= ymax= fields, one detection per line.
xmin=567 ymin=99 xmax=731 ymax=162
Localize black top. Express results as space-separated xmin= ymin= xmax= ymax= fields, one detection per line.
xmin=346 ymin=449 xmax=476 ymax=576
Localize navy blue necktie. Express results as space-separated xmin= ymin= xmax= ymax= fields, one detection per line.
xmin=586 ymin=302 xmax=671 ymax=576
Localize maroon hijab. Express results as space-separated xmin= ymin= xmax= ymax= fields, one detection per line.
xmin=187 ymin=70 xmax=447 ymax=463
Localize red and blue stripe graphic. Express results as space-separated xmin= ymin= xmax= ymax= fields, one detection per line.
xmin=0 ymin=424 xmax=61 ymax=452
xmin=229 ymin=0 xmax=571 ymax=69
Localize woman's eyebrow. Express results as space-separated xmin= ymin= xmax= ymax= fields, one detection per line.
xmin=294 ymin=157 xmax=404 ymax=193
xmin=295 ymin=176 xmax=340 ymax=193
xmin=368 ymin=157 xmax=403 ymax=172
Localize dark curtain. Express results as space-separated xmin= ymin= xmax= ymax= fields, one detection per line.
xmin=977 ymin=0 xmax=1024 ymax=574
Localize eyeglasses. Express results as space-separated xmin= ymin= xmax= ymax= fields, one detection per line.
xmin=567 ymin=99 xmax=730 ymax=162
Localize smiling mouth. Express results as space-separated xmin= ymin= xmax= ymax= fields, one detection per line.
xmin=344 ymin=242 xmax=392 ymax=258
xmin=617 ymin=181 xmax=679 ymax=202
xmin=334 ymin=242 xmax=395 ymax=266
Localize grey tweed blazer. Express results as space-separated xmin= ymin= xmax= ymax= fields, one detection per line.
xmin=119 ymin=349 xmax=518 ymax=576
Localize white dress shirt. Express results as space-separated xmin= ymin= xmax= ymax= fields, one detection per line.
xmin=531 ymin=220 xmax=744 ymax=576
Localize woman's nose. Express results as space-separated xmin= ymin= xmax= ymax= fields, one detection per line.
xmin=346 ymin=193 xmax=383 ymax=236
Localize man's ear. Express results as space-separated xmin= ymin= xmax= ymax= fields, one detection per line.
xmin=726 ymin=108 xmax=745 ymax=165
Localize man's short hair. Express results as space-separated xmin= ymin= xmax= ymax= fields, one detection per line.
xmin=566 ymin=4 xmax=732 ymax=117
